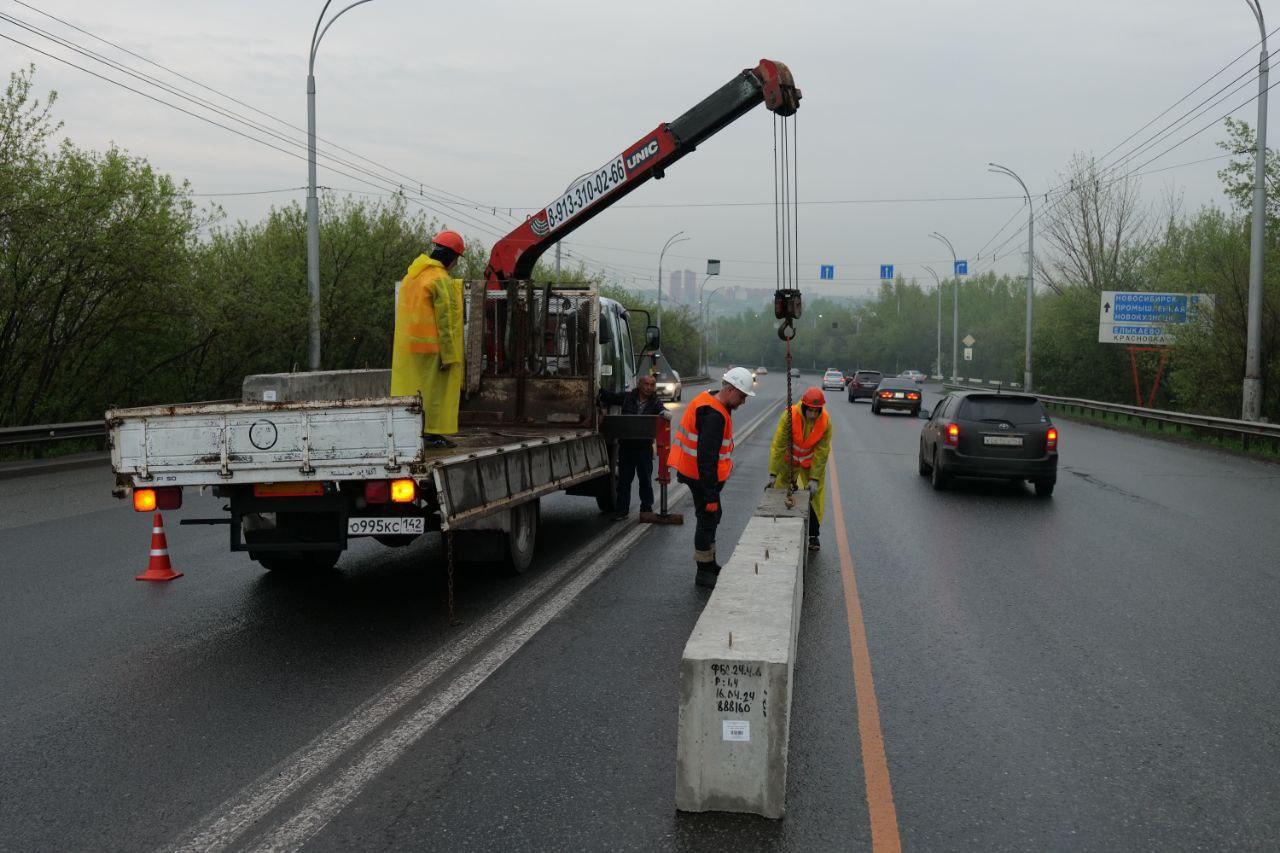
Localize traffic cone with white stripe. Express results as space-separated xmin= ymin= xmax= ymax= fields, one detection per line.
xmin=136 ymin=512 xmax=182 ymax=581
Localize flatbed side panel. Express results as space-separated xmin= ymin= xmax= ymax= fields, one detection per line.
xmin=433 ymin=433 xmax=609 ymax=530
xmin=110 ymin=402 xmax=425 ymax=486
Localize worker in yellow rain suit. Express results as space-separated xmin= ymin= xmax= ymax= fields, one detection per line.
xmin=768 ymin=386 xmax=832 ymax=551
xmin=391 ymin=230 xmax=466 ymax=448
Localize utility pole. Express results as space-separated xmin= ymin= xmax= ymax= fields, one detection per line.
xmin=306 ymin=0 xmax=376 ymax=371
xmin=989 ymin=163 xmax=1034 ymax=392
xmin=1244 ymin=0 xmax=1269 ymax=420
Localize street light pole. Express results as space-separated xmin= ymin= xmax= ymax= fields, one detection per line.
xmin=657 ymin=231 xmax=689 ymax=329
xmin=989 ymin=163 xmax=1034 ymax=392
xmin=306 ymin=0 xmax=375 ymax=371
xmin=1243 ymin=0 xmax=1269 ymax=420
xmin=702 ymin=287 xmax=722 ymax=375
xmin=924 ymin=266 xmax=942 ymax=378
xmin=696 ymin=260 xmax=720 ymax=375
xmin=930 ymin=232 xmax=958 ymax=381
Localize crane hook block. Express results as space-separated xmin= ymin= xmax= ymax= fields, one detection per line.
xmin=774 ymin=289 xmax=802 ymax=321
xmin=777 ymin=318 xmax=797 ymax=341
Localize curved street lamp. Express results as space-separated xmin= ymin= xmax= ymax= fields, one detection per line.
xmin=930 ymin=232 xmax=958 ymax=381
xmin=989 ymin=162 xmax=1034 ymax=392
xmin=923 ymin=265 xmax=942 ymax=379
xmin=306 ymin=0 xmax=377 ymax=370
xmin=657 ymin=231 xmax=689 ymax=328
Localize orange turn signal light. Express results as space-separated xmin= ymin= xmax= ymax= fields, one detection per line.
xmin=390 ymin=479 xmax=417 ymax=503
xmin=133 ymin=488 xmax=157 ymax=512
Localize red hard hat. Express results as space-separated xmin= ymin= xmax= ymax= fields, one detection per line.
xmin=801 ymin=387 xmax=826 ymax=408
xmin=432 ymin=230 xmax=465 ymax=255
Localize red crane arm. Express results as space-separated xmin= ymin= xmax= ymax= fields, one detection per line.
xmin=483 ymin=59 xmax=800 ymax=285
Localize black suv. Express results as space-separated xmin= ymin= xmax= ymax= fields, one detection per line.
xmin=918 ymin=391 xmax=1058 ymax=496
xmin=847 ymin=370 xmax=883 ymax=402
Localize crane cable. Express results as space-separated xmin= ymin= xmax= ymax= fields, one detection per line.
xmin=773 ymin=112 xmax=801 ymax=499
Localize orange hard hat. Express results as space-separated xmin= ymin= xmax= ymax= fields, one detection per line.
xmin=801 ymin=387 xmax=826 ymax=408
xmin=432 ymin=230 xmax=465 ymax=255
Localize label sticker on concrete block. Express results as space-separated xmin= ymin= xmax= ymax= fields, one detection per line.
xmin=722 ymin=720 xmax=750 ymax=742
xmin=262 ymin=389 xmax=277 ymax=402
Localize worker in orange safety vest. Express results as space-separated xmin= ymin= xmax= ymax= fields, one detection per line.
xmin=768 ymin=387 xmax=832 ymax=552
xmin=391 ymin=231 xmax=465 ymax=448
xmin=667 ymin=366 xmax=755 ymax=589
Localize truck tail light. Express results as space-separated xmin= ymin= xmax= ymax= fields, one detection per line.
xmin=133 ymin=486 xmax=181 ymax=512
xmin=945 ymin=423 xmax=960 ymax=447
xmin=390 ymin=479 xmax=417 ymax=503
xmin=364 ymin=480 xmax=390 ymax=504
xmin=1047 ymin=427 xmax=1058 ymax=451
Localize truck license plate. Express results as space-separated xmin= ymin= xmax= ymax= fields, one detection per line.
xmin=348 ymin=517 xmax=425 ymax=536
xmin=983 ymin=435 xmax=1023 ymax=446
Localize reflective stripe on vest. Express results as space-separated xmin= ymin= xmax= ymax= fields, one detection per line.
xmin=667 ymin=391 xmax=734 ymax=482
xmin=789 ymin=403 xmax=829 ymax=469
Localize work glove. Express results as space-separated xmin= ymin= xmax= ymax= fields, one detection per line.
xmin=705 ymin=500 xmax=720 ymax=513
xmin=768 ymin=473 xmax=778 ymax=488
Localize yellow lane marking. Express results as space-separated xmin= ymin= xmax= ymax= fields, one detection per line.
xmin=828 ymin=456 xmax=902 ymax=853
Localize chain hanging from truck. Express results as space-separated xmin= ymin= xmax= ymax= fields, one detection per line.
xmin=773 ymin=110 xmax=801 ymax=497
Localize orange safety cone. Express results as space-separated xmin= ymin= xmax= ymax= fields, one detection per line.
xmin=136 ymin=512 xmax=183 ymax=582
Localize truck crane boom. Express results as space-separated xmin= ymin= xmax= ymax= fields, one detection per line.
xmin=484 ymin=59 xmax=800 ymax=284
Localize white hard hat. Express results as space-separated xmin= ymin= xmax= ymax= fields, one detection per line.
xmin=722 ymin=366 xmax=756 ymax=396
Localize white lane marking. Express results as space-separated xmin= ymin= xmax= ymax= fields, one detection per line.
xmin=169 ymin=398 xmax=780 ymax=853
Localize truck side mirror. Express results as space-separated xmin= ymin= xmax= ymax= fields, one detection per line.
xmin=645 ymin=325 xmax=660 ymax=350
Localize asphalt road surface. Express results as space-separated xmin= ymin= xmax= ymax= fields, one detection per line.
xmin=2 ymin=373 xmax=1278 ymax=851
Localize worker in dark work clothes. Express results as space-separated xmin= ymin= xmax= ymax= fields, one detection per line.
xmin=667 ymin=367 xmax=755 ymax=589
xmin=600 ymin=374 xmax=669 ymax=519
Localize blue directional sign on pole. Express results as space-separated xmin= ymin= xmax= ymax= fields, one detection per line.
xmin=880 ymin=264 xmax=894 ymax=280
xmin=954 ymin=259 xmax=968 ymax=276
xmin=1098 ymin=291 xmax=1214 ymax=345
xmin=819 ymin=264 xmax=835 ymax=280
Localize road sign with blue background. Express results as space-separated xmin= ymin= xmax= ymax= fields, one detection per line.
xmin=880 ymin=264 xmax=893 ymax=280
xmin=819 ymin=264 xmax=834 ymax=280
xmin=1098 ymin=291 xmax=1213 ymax=345
xmin=954 ymin=260 xmax=968 ymax=276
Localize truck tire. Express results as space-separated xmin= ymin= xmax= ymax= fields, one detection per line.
xmin=243 ymin=511 xmax=342 ymax=573
xmin=504 ymin=499 xmax=540 ymax=574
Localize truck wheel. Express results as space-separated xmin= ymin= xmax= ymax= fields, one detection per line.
xmin=243 ymin=512 xmax=342 ymax=573
xmin=505 ymin=499 xmax=539 ymax=574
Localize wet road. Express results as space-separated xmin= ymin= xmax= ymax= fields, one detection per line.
xmin=2 ymin=375 xmax=1279 ymax=851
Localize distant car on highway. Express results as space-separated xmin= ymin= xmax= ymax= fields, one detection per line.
xmin=847 ymin=370 xmax=883 ymax=402
xmin=918 ymin=391 xmax=1058 ymax=496
xmin=789 ymin=367 xmax=801 ymax=378
xmin=756 ymin=365 xmax=768 ymax=375
xmin=900 ymin=369 xmax=926 ymax=383
xmin=871 ymin=376 xmax=922 ymax=416
xmin=822 ymin=369 xmax=845 ymax=391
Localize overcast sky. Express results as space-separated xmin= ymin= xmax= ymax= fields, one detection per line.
xmin=2 ymin=0 xmax=1271 ymax=297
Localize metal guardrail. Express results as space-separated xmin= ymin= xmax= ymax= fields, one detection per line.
xmin=0 ymin=420 xmax=105 ymax=448
xmin=942 ymin=383 xmax=1280 ymax=451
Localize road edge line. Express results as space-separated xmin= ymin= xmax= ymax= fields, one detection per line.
xmin=829 ymin=455 xmax=902 ymax=853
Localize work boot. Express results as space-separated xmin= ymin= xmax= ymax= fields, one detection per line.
xmin=695 ymin=560 xmax=721 ymax=589
xmin=808 ymin=536 xmax=820 ymax=551
xmin=424 ymin=434 xmax=457 ymax=449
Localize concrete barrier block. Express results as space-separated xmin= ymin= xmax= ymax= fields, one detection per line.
xmin=676 ymin=514 xmax=806 ymax=819
xmin=242 ymin=369 xmax=392 ymax=403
